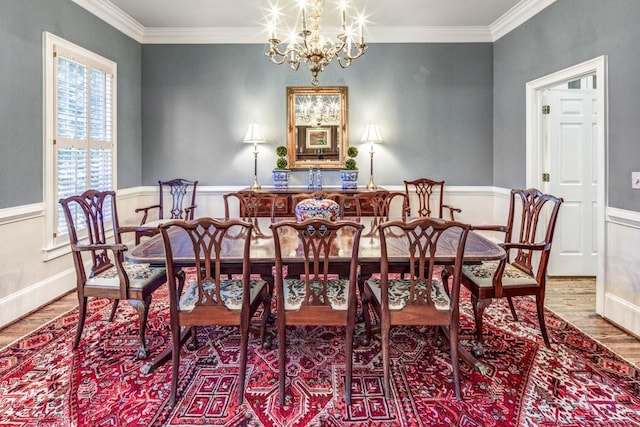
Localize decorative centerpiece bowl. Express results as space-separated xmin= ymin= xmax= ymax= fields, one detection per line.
xmin=295 ymin=197 xmax=340 ymax=221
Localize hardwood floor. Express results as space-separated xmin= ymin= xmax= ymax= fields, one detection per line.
xmin=1 ymin=278 xmax=639 ymax=367
xmin=545 ymin=277 xmax=640 ymax=367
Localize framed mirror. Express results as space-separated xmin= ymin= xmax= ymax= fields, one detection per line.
xmin=286 ymin=86 xmax=348 ymax=170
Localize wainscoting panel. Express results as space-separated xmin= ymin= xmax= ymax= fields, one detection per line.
xmin=604 ymin=208 xmax=640 ymax=337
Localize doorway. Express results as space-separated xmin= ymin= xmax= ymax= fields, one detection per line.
xmin=525 ymin=56 xmax=608 ymax=315
xmin=542 ymin=76 xmax=597 ymax=276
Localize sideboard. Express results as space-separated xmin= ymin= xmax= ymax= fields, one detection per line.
xmin=239 ymin=187 xmax=386 ymax=217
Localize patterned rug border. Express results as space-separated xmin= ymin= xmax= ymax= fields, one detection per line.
xmin=1 ymin=287 xmax=639 ymax=426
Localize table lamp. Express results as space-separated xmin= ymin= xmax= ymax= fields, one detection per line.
xmin=243 ymin=123 xmax=266 ymax=190
xmin=360 ymin=123 xmax=384 ymax=190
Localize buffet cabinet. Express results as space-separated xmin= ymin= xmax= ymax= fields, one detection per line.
xmin=239 ymin=187 xmax=385 ymax=217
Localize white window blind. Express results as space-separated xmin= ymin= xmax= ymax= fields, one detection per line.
xmin=54 ymin=48 xmax=115 ymax=236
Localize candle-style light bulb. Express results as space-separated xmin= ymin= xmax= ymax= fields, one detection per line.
xmin=300 ymin=0 xmax=307 ymax=32
xmin=269 ymin=6 xmax=279 ymax=39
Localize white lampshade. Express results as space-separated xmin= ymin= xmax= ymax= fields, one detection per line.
xmin=360 ymin=123 xmax=383 ymax=143
xmin=243 ymin=123 xmax=266 ymax=144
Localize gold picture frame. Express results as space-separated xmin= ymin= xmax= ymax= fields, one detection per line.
xmin=305 ymin=128 xmax=331 ymax=149
xmin=286 ymin=86 xmax=348 ymax=170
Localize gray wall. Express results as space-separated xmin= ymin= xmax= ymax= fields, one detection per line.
xmin=494 ymin=0 xmax=640 ymax=211
xmin=142 ymin=43 xmax=494 ymax=188
xmin=0 ymin=0 xmax=142 ymax=209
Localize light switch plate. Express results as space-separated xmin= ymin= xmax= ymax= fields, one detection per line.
xmin=633 ymin=172 xmax=640 ymax=189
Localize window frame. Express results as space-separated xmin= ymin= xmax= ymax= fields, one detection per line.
xmin=43 ymin=32 xmax=118 ymax=260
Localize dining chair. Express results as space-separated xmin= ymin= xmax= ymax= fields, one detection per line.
xmin=59 ymin=189 xmax=167 ymax=360
xmin=158 ymin=217 xmax=272 ymax=405
xmin=460 ymin=188 xmax=563 ymax=356
xmin=362 ymin=217 xmax=471 ymax=400
xmin=271 ymin=218 xmax=364 ymax=405
xmin=134 ymin=178 xmax=198 ymax=244
xmin=223 ymin=190 xmax=277 ymax=236
xmin=354 ymin=190 xmax=408 ymax=227
xmin=404 ymin=178 xmax=461 ymax=220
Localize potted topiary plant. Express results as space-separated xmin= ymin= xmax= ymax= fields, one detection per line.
xmin=272 ymin=145 xmax=290 ymax=189
xmin=340 ymin=146 xmax=359 ymax=189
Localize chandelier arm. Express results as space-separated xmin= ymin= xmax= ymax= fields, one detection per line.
xmin=266 ymin=42 xmax=296 ymax=65
xmin=289 ymin=61 xmax=301 ymax=71
xmin=337 ymin=56 xmax=352 ymax=68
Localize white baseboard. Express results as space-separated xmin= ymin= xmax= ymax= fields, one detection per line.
xmin=603 ymin=292 xmax=640 ymax=339
xmin=0 ymin=268 xmax=76 ymax=329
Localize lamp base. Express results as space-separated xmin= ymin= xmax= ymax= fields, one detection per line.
xmin=367 ymin=175 xmax=377 ymax=190
xmin=251 ymin=176 xmax=261 ymax=190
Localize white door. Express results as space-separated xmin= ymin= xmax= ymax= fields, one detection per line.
xmin=544 ymin=80 xmax=597 ymax=276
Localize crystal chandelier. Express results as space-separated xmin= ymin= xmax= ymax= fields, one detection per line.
xmin=265 ymin=0 xmax=367 ymax=85
xmin=296 ymin=95 xmax=340 ymax=127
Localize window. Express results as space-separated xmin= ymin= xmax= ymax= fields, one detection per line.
xmin=44 ymin=33 xmax=117 ymax=257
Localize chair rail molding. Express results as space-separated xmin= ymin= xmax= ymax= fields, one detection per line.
xmin=0 ymin=203 xmax=44 ymax=226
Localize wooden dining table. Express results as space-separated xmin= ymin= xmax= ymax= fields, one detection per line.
xmin=126 ymin=216 xmax=505 ymax=375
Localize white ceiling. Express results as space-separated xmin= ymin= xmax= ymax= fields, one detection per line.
xmin=73 ymin=0 xmax=555 ymax=43
xmin=107 ymin=0 xmax=520 ymax=28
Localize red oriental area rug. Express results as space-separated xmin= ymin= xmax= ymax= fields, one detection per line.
xmin=1 ymin=287 xmax=639 ymax=426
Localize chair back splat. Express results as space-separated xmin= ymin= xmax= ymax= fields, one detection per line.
xmin=59 ymin=189 xmax=166 ymax=360
xmin=270 ymin=218 xmax=364 ymax=406
xmin=159 ymin=217 xmax=271 ymax=406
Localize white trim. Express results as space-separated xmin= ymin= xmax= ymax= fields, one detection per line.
xmin=115 ymin=186 xmax=141 ymax=199
xmin=141 ymin=27 xmax=266 ymax=44
xmin=603 ymin=292 xmax=640 ymax=340
xmin=0 ymin=268 xmax=76 ymax=329
xmin=366 ymin=26 xmax=492 ymax=44
xmin=0 ymin=203 xmax=44 ymax=225
xmin=69 ymin=0 xmax=145 ymax=42
xmin=491 ymin=0 xmax=556 ymax=41
xmin=43 ymin=32 xmax=118 ymax=253
xmin=525 ymin=55 xmax=608 ymax=315
xmin=607 ymin=207 xmax=640 ymax=229
xmin=70 ymin=1 xmax=554 ymax=44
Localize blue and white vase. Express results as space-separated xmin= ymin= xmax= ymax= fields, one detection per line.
xmin=340 ymin=170 xmax=358 ymax=190
xmin=272 ymin=169 xmax=290 ymax=189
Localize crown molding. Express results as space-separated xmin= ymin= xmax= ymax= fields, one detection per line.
xmin=367 ymin=26 xmax=493 ymax=43
xmin=142 ymin=25 xmax=494 ymax=44
xmin=72 ymin=0 xmax=554 ymax=45
xmin=70 ymin=0 xmax=145 ymax=42
xmin=490 ymin=0 xmax=556 ymax=41
xmin=141 ymin=27 xmax=265 ymax=44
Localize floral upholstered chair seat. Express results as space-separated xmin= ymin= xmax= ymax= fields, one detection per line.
xmin=462 ymin=260 xmax=536 ymax=287
xmin=86 ymin=262 xmax=166 ymax=289
xmin=366 ymin=277 xmax=450 ymax=311
xmin=179 ymin=277 xmax=267 ymax=311
xmin=282 ymin=278 xmax=349 ymax=310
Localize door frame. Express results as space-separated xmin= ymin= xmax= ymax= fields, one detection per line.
xmin=525 ymin=55 xmax=608 ymax=315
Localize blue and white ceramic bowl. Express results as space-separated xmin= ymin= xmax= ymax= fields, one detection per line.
xmin=295 ymin=197 xmax=340 ymax=221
